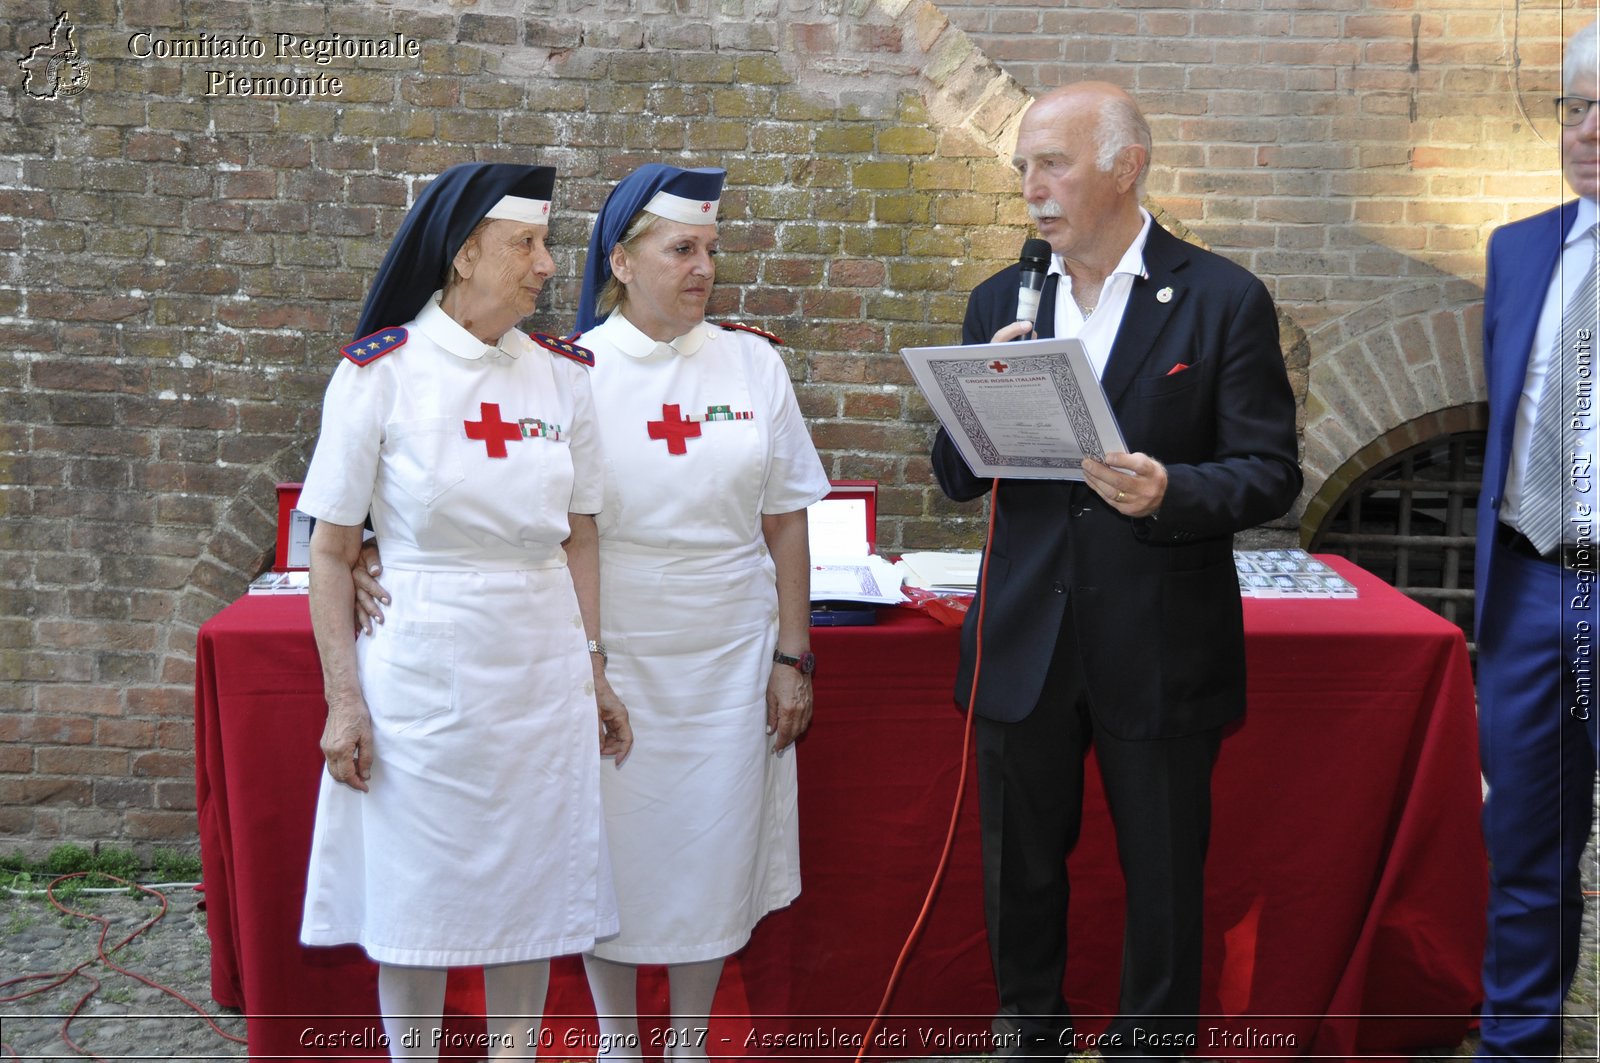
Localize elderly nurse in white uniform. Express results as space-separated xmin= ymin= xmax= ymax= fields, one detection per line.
xmin=297 ymin=162 xmax=631 ymax=1061
xmin=572 ymin=163 xmax=830 ymax=1056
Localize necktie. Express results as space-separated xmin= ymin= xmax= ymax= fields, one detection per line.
xmin=1522 ymin=225 xmax=1600 ymax=555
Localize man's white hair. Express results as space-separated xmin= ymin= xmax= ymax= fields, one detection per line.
xmin=1093 ymin=95 xmax=1152 ymax=199
xmin=1565 ymin=21 xmax=1599 ymax=93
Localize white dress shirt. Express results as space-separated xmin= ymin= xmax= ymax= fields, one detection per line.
xmin=1050 ymin=208 xmax=1154 ymax=379
xmin=1502 ymin=195 xmax=1600 ymax=541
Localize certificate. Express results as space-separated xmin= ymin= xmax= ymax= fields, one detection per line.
xmin=901 ymin=337 xmax=1127 ymax=480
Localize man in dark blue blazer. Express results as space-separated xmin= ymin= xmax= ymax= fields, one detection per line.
xmin=932 ymin=83 xmax=1300 ymax=1059
xmin=1474 ymin=21 xmax=1600 ymax=1061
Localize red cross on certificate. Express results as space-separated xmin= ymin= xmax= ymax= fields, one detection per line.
xmin=464 ymin=402 xmax=522 ymax=458
xmin=989 ymin=360 xmax=1008 ymax=373
xmin=647 ymin=403 xmax=702 ymax=454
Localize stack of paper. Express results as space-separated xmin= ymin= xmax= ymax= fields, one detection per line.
xmin=894 ymin=551 xmax=982 ymax=594
xmin=1234 ymin=549 xmax=1357 ymax=599
xmin=806 ymin=495 xmax=906 ymax=605
xmin=248 ymin=570 xmax=310 ymax=595
xmin=810 ymin=556 xmax=906 ymax=605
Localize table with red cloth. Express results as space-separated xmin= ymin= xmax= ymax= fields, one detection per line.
xmin=195 ymin=555 xmax=1484 ymax=1061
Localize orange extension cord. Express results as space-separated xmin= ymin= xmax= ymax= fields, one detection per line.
xmin=0 ymin=872 xmax=248 ymax=1062
xmin=854 ymin=479 xmax=1001 ymax=1063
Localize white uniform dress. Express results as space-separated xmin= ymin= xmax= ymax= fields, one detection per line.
xmin=297 ymin=293 xmax=618 ymax=967
xmin=582 ymin=312 xmax=830 ymax=963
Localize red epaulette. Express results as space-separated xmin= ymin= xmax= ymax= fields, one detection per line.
xmin=531 ymin=332 xmax=595 ymax=368
xmin=340 ymin=327 xmax=407 ymax=367
xmin=718 ymin=321 xmax=784 ymax=346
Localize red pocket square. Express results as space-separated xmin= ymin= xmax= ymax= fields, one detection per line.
xmin=1165 ymin=362 xmax=1191 ymax=377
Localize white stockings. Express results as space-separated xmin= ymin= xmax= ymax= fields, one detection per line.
xmin=582 ymin=953 xmax=726 ymax=1061
xmin=377 ymin=961 xmax=550 ymax=1062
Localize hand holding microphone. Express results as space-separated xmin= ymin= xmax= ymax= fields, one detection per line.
xmin=991 ymin=238 xmax=1054 ymax=343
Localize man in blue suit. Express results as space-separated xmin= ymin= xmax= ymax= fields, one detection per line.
xmin=1475 ymin=21 xmax=1600 ymax=1061
xmin=932 ymin=82 xmax=1300 ymax=1060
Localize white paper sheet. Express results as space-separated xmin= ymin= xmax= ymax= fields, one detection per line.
xmin=901 ymin=337 xmax=1127 ymax=480
xmin=810 ymin=555 xmax=906 ymax=605
xmin=807 ymin=497 xmax=871 ymax=559
xmin=894 ymin=551 xmax=982 ymax=593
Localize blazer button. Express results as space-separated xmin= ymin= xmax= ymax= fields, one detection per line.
xmin=1069 ymin=504 xmax=1087 ymax=518
xmin=1052 ymin=581 xmax=1065 ymax=594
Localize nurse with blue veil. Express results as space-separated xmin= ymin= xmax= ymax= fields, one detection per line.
xmin=298 ymin=162 xmax=630 ymax=1061
xmin=573 ymin=164 xmax=830 ymax=1055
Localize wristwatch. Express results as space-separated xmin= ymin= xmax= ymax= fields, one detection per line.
xmin=772 ymin=649 xmax=816 ymax=675
xmin=586 ymin=639 xmax=608 ymax=660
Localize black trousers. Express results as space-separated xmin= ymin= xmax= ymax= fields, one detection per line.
xmin=975 ymin=608 xmax=1221 ymax=1062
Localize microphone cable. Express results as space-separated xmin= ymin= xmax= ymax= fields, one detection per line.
xmin=854 ymin=477 xmax=1000 ymax=1062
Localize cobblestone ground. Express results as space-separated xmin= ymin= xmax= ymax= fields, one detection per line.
xmin=0 ymin=854 xmax=1594 ymax=1063
xmin=0 ymin=884 xmax=247 ymax=1061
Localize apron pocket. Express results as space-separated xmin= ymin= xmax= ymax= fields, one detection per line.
xmin=367 ymin=619 xmax=456 ymax=733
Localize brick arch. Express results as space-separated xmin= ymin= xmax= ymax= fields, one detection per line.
xmin=1299 ymin=277 xmax=1486 ymax=523
xmin=1300 ymin=402 xmax=1488 ymax=544
xmin=160 ymin=447 xmax=310 ymax=690
xmin=871 ymin=0 xmax=1033 ymax=156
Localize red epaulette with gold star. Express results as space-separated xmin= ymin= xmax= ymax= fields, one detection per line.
xmin=718 ymin=321 xmax=784 ymax=346
xmin=340 ymin=327 xmax=407 ymax=367
xmin=531 ymin=332 xmax=595 ymax=368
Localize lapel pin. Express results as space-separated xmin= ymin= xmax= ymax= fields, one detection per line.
xmin=1156 ymin=286 xmax=1174 ymax=303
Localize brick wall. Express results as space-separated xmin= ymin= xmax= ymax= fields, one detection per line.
xmin=0 ymin=0 xmax=1050 ymax=851
xmin=7 ymin=0 xmax=1582 ymax=850
xmin=937 ymin=0 xmax=1592 ymax=504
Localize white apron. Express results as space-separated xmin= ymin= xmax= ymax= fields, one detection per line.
xmin=297 ymin=296 xmax=617 ymax=965
xmin=584 ymin=313 xmax=830 ymax=962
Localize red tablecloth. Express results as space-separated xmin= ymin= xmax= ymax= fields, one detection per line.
xmin=196 ymin=556 xmax=1484 ymax=1061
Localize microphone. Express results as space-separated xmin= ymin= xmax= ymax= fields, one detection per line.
xmin=1015 ymin=238 xmax=1052 ymax=327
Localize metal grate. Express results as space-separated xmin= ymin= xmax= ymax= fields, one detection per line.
xmin=1309 ymin=431 xmax=1484 ymax=651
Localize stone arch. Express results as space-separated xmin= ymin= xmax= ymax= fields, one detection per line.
xmin=161 ymin=445 xmax=313 ymax=691
xmin=1300 ymin=277 xmax=1486 ymax=521
xmin=1300 ymin=402 xmax=1488 ymax=543
xmin=1300 ymin=405 xmax=1487 ymax=639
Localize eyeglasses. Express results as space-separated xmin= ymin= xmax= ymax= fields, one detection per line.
xmin=1555 ymin=96 xmax=1600 ymax=127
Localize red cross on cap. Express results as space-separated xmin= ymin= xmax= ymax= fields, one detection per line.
xmin=701 ymin=202 xmax=711 ymax=213
xmin=542 ymin=203 xmax=549 ymax=214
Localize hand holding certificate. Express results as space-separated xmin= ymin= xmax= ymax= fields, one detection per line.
xmin=902 ymin=336 xmax=1126 ymax=481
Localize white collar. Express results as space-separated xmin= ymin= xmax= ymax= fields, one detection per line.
xmin=414 ymin=291 xmax=533 ymax=361
xmin=1568 ymin=196 xmax=1599 ymax=246
xmin=603 ymin=312 xmax=710 ymax=360
xmin=1048 ymin=207 xmax=1154 ymax=282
